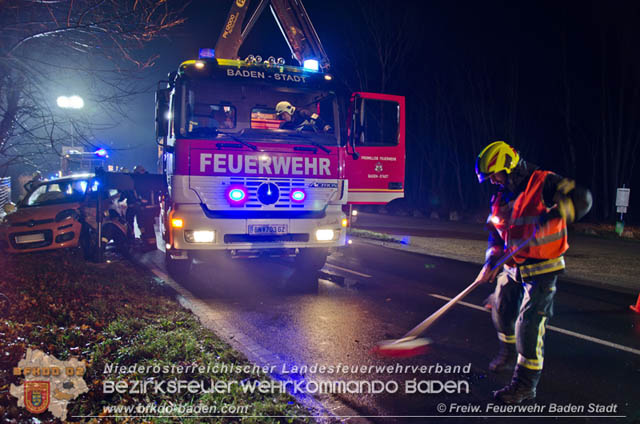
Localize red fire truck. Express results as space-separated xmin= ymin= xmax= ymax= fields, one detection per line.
xmin=155 ymin=0 xmax=405 ymax=275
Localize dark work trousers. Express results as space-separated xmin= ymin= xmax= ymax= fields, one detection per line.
xmin=492 ymin=270 xmax=558 ymax=380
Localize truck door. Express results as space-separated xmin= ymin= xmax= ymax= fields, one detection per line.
xmin=345 ymin=93 xmax=405 ymax=204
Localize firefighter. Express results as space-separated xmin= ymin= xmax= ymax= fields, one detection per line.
xmin=131 ymin=165 xmax=157 ymax=249
xmin=275 ymin=101 xmax=331 ymax=132
xmin=474 ymin=141 xmax=591 ymax=404
xmin=121 ymin=166 xmax=149 ymax=244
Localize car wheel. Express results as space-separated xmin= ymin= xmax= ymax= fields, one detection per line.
xmin=294 ymin=247 xmax=328 ymax=271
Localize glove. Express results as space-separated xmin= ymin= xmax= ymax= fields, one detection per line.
xmin=553 ymin=178 xmax=577 ymax=223
xmin=556 ymin=196 xmax=576 ymax=223
xmin=474 ymin=264 xmax=500 ymax=284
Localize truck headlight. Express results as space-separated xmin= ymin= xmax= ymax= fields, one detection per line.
xmin=185 ymin=230 xmax=215 ymax=243
xmin=315 ymin=229 xmax=335 ymax=241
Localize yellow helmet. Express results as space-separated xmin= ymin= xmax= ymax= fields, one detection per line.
xmin=475 ymin=141 xmax=520 ymax=182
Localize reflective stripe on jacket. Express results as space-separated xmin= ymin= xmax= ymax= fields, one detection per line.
xmin=507 ymin=170 xmax=569 ymax=268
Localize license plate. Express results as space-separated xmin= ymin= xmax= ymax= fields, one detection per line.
xmin=15 ymin=233 xmax=45 ymax=244
xmin=248 ymin=224 xmax=288 ymax=235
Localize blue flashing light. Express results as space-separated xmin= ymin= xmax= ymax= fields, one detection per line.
xmin=226 ymin=185 xmax=248 ymax=206
xmin=199 ymin=48 xmax=215 ymax=59
xmin=229 ymin=188 xmax=245 ymax=201
xmin=290 ymin=189 xmax=306 ymax=203
xmin=303 ymin=59 xmax=319 ymax=71
xmin=94 ymin=148 xmax=108 ymax=157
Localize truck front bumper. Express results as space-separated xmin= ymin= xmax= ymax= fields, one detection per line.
xmin=167 ymin=204 xmax=346 ymax=252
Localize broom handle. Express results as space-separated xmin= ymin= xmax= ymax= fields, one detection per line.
xmin=404 ymin=280 xmax=482 ymax=339
xmin=403 ymin=225 xmax=539 ymax=340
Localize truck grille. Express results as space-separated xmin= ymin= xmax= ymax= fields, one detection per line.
xmin=238 ymin=177 xmax=304 ymax=208
xmin=190 ymin=176 xmax=338 ymax=211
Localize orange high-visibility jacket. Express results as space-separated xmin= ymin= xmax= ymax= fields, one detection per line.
xmin=507 ymin=170 xmax=569 ymax=263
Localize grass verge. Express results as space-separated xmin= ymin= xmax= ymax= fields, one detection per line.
xmin=0 ymin=250 xmax=313 ymax=423
xmin=348 ymin=228 xmax=402 ymax=243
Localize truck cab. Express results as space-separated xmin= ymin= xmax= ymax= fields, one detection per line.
xmin=155 ymin=0 xmax=405 ymax=276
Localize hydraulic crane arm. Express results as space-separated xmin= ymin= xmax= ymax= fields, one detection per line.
xmin=214 ymin=0 xmax=330 ymax=70
xmin=267 ymin=0 xmax=330 ymax=70
xmin=214 ymin=0 xmax=253 ymax=61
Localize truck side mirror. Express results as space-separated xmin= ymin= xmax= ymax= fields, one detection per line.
xmin=155 ymin=86 xmax=170 ymax=140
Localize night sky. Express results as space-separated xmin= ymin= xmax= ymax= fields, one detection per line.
xmin=94 ymin=0 xmax=640 ymax=221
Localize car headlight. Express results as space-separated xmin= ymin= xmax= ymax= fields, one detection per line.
xmin=55 ymin=209 xmax=79 ymax=222
xmin=185 ymin=230 xmax=215 ymax=243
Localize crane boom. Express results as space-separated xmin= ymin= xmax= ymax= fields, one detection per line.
xmin=214 ymin=0 xmax=330 ymax=70
xmin=214 ymin=0 xmax=253 ymax=60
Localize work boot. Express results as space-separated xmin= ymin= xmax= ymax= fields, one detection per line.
xmin=489 ymin=342 xmax=516 ymax=373
xmin=493 ymin=365 xmax=540 ymax=404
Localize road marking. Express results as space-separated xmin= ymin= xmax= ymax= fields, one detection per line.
xmin=428 ymin=293 xmax=640 ymax=357
xmin=325 ymin=263 xmax=372 ymax=278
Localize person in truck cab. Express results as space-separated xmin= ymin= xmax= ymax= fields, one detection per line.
xmin=275 ymin=101 xmax=331 ymax=132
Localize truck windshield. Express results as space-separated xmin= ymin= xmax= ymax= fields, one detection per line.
xmin=178 ymin=78 xmax=338 ymax=145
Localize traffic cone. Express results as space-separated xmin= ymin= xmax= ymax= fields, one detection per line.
xmin=630 ymin=293 xmax=640 ymax=313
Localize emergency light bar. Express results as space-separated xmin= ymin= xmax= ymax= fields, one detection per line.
xmin=199 ymin=48 xmax=215 ymax=59
xmin=303 ymin=59 xmax=319 ymax=71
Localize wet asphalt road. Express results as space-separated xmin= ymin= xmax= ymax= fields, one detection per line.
xmin=155 ymin=241 xmax=640 ymax=423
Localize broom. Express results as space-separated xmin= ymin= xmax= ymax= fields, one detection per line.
xmin=372 ymin=226 xmax=538 ymax=358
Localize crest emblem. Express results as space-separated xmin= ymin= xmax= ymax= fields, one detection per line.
xmin=375 ymin=162 xmax=383 ymax=172
xmin=25 ymin=381 xmax=50 ymax=414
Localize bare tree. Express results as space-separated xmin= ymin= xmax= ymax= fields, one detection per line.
xmin=0 ymin=0 xmax=186 ymax=175
xmin=332 ymin=0 xmax=420 ymax=94
xmin=577 ymin=1 xmax=640 ymax=220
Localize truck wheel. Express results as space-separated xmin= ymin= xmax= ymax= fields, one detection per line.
xmin=294 ymin=248 xmax=328 ymax=271
xmin=165 ymin=251 xmax=192 ymax=277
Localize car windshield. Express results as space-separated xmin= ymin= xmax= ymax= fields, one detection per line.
xmin=179 ymin=79 xmax=338 ymax=145
xmin=21 ymin=179 xmax=92 ymax=207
